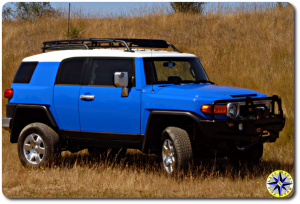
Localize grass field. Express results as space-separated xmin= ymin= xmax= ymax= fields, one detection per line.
xmin=2 ymin=3 xmax=294 ymax=198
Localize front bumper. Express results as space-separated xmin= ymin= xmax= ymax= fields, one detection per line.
xmin=198 ymin=95 xmax=285 ymax=144
xmin=2 ymin=117 xmax=11 ymax=131
xmin=199 ymin=116 xmax=285 ymax=143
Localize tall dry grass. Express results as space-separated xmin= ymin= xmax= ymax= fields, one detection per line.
xmin=2 ymin=3 xmax=294 ymax=198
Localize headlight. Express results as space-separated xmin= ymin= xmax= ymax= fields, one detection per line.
xmin=227 ymin=103 xmax=238 ymax=118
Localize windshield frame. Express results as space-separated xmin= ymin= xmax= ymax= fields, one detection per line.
xmin=143 ymin=57 xmax=210 ymax=85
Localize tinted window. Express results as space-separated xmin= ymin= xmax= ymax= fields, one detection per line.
xmin=89 ymin=59 xmax=134 ymax=87
xmin=56 ymin=58 xmax=86 ymax=85
xmin=13 ymin=62 xmax=38 ymax=83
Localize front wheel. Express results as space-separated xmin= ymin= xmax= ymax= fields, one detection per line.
xmin=17 ymin=123 xmax=61 ymax=168
xmin=161 ymin=127 xmax=193 ymax=175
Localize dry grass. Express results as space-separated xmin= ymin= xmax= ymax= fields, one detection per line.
xmin=2 ymin=130 xmax=294 ymax=198
xmin=2 ymin=3 xmax=294 ymax=198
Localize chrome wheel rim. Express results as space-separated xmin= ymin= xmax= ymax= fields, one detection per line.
xmin=162 ymin=139 xmax=175 ymax=174
xmin=23 ymin=133 xmax=45 ymax=165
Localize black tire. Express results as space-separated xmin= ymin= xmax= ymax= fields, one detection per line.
xmin=17 ymin=123 xmax=61 ymax=168
xmin=230 ymin=143 xmax=263 ymax=166
xmin=161 ymin=127 xmax=193 ymax=174
xmin=88 ymin=147 xmax=127 ymax=159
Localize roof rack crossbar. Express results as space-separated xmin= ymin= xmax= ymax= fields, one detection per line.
xmin=41 ymin=38 xmax=180 ymax=53
xmin=167 ymin=42 xmax=180 ymax=53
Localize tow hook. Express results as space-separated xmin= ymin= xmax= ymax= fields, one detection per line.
xmin=236 ymin=142 xmax=260 ymax=151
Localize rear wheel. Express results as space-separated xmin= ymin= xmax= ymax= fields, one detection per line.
xmin=161 ymin=127 xmax=193 ymax=174
xmin=17 ymin=123 xmax=61 ymax=168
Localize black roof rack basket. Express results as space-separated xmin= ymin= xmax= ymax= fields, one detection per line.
xmin=41 ymin=38 xmax=180 ymax=53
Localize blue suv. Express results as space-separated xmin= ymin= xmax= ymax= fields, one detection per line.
xmin=2 ymin=38 xmax=285 ymax=174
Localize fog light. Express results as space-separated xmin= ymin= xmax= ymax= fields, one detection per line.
xmin=257 ymin=128 xmax=261 ymax=133
xmin=238 ymin=123 xmax=243 ymax=131
xmin=228 ymin=123 xmax=234 ymax=127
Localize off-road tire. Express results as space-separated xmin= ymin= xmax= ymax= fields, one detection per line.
xmin=17 ymin=123 xmax=61 ymax=168
xmin=161 ymin=127 xmax=193 ymax=174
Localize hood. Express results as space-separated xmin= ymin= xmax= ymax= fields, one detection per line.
xmin=153 ymin=84 xmax=266 ymax=99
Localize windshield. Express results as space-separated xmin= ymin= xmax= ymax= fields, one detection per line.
xmin=143 ymin=57 xmax=209 ymax=85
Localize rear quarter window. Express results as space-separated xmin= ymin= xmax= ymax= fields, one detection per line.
xmin=13 ymin=62 xmax=38 ymax=83
xmin=55 ymin=58 xmax=86 ymax=85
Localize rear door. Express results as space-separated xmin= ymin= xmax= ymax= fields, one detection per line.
xmin=79 ymin=58 xmax=141 ymax=136
xmin=53 ymin=58 xmax=87 ymax=131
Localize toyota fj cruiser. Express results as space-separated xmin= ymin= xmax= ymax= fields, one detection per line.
xmin=2 ymin=38 xmax=285 ymax=174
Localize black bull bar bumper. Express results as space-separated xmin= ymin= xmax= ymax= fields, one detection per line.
xmin=198 ymin=95 xmax=285 ymax=143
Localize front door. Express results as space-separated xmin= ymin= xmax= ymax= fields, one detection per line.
xmin=79 ymin=58 xmax=141 ymax=139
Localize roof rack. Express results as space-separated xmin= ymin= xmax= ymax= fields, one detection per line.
xmin=41 ymin=38 xmax=180 ymax=53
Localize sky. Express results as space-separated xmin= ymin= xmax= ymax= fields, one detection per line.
xmin=3 ymin=2 xmax=161 ymax=13
xmin=2 ymin=1 xmax=282 ymax=17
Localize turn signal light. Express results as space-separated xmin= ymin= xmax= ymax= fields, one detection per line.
xmin=4 ymin=88 xmax=14 ymax=99
xmin=201 ymin=104 xmax=227 ymax=114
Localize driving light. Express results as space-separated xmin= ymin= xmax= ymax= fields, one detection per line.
xmin=201 ymin=105 xmax=227 ymax=114
xmin=238 ymin=123 xmax=243 ymax=131
xmin=227 ymin=103 xmax=238 ymax=118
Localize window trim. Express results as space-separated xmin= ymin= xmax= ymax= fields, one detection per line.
xmin=82 ymin=57 xmax=136 ymax=88
xmin=55 ymin=57 xmax=88 ymax=86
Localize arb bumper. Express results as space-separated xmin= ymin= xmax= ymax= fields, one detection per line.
xmin=199 ymin=117 xmax=285 ymax=143
xmin=198 ymin=95 xmax=285 ymax=143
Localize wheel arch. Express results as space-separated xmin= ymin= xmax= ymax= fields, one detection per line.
xmin=10 ymin=104 xmax=59 ymax=143
xmin=142 ymin=110 xmax=204 ymax=153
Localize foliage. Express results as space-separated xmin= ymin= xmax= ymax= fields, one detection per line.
xmin=2 ymin=6 xmax=13 ymax=21
xmin=2 ymin=3 xmax=294 ymax=198
xmin=2 ymin=2 xmax=61 ymax=21
xmin=62 ymin=24 xmax=85 ymax=39
xmin=170 ymin=2 xmax=206 ymax=14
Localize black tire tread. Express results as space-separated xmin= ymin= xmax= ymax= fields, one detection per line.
xmin=163 ymin=127 xmax=193 ymax=171
xmin=18 ymin=122 xmax=61 ymax=167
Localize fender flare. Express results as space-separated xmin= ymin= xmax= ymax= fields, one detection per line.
xmin=10 ymin=104 xmax=58 ymax=143
xmin=141 ymin=110 xmax=205 ymax=152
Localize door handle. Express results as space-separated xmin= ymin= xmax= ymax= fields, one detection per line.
xmin=80 ymin=95 xmax=95 ymax=100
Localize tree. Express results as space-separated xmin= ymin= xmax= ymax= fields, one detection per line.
xmin=170 ymin=2 xmax=206 ymax=14
xmin=2 ymin=6 xmax=14 ymax=21
xmin=2 ymin=2 xmax=60 ymax=21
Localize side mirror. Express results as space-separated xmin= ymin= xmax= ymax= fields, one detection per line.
xmin=114 ymin=72 xmax=128 ymax=97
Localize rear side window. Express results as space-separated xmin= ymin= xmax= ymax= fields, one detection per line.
xmin=56 ymin=58 xmax=86 ymax=85
xmin=13 ymin=62 xmax=38 ymax=83
xmin=89 ymin=59 xmax=135 ymax=87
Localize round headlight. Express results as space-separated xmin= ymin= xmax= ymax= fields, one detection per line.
xmin=227 ymin=103 xmax=238 ymax=118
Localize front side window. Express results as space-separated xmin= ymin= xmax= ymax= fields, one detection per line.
xmin=143 ymin=57 xmax=209 ymax=84
xmin=88 ymin=59 xmax=135 ymax=87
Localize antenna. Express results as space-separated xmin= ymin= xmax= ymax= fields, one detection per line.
xmin=68 ymin=3 xmax=70 ymax=38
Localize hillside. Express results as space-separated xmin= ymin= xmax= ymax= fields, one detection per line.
xmin=2 ymin=4 xmax=294 ymax=198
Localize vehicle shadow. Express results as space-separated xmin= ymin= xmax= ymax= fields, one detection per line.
xmin=55 ymin=149 xmax=294 ymax=179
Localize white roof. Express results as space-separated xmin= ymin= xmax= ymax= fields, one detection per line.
xmin=22 ymin=49 xmax=196 ymax=62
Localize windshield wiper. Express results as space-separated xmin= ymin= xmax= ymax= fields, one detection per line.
xmin=182 ymin=80 xmax=215 ymax=84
